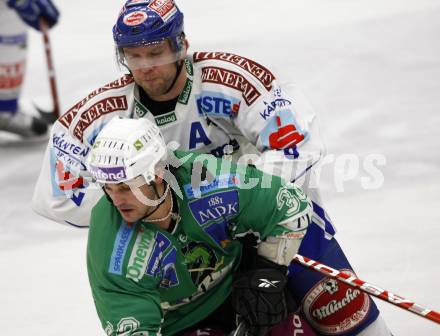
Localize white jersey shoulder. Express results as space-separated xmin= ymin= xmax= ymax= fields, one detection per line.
xmin=32 ymin=75 xmax=136 ymax=227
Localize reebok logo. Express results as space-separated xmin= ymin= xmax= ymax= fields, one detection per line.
xmin=258 ymin=279 xmax=280 ymax=288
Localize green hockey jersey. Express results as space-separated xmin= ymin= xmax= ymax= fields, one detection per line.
xmin=87 ymin=150 xmax=311 ymax=335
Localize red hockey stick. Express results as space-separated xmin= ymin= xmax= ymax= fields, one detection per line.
xmin=37 ymin=18 xmax=60 ymax=122
xmin=292 ymin=254 xmax=440 ymax=324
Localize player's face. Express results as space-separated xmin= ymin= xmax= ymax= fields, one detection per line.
xmin=123 ymin=42 xmax=179 ymax=99
xmin=104 ymin=182 xmax=156 ymax=224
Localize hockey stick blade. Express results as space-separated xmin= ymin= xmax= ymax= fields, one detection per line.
xmin=35 ymin=104 xmax=58 ymax=124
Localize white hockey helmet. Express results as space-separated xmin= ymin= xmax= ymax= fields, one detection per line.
xmin=87 ymin=117 xmax=168 ymax=185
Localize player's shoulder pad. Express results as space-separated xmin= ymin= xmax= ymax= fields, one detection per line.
xmin=193 ymin=51 xmax=277 ymax=92
xmin=56 ymin=74 xmax=135 ymax=131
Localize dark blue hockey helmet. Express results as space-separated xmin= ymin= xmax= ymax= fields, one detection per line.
xmin=113 ymin=0 xmax=184 ymax=52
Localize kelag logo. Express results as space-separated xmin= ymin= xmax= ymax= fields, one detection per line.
xmin=196 ymin=91 xmax=240 ymax=118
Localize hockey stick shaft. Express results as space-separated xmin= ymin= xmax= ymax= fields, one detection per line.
xmin=292 ymin=254 xmax=440 ymax=324
xmin=40 ymin=19 xmax=60 ymax=119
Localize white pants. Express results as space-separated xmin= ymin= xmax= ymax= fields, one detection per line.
xmin=0 ymin=2 xmax=28 ymax=113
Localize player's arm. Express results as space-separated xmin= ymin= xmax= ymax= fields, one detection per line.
xmin=234 ymin=165 xmax=313 ymax=266
xmin=232 ymin=79 xmax=326 ymax=188
xmin=7 ymin=0 xmax=59 ymax=31
xmin=32 ymin=121 xmax=103 ymax=227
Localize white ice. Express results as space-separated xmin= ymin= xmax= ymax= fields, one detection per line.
xmin=1 ymin=1 xmax=439 ymax=335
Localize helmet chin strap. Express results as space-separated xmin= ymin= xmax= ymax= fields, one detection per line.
xmin=163 ymin=59 xmax=184 ymax=95
xmin=141 ymin=182 xmax=173 ymax=223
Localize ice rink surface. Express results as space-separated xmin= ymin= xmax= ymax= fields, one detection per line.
xmin=1 ymin=1 xmax=439 ymax=334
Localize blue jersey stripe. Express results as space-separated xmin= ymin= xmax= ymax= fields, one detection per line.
xmin=108 ymin=220 xmax=135 ymax=275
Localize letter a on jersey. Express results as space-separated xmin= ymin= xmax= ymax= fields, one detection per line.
xmin=189 ymin=121 xmax=212 ymax=149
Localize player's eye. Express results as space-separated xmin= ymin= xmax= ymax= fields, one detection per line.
xmin=126 ymin=53 xmax=140 ymax=60
xmin=119 ymin=184 xmax=131 ymax=192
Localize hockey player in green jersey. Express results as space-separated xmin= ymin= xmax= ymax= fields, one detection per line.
xmin=86 ymin=117 xmax=314 ymax=335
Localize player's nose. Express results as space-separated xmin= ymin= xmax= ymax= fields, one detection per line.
xmin=109 ymin=191 xmax=126 ymax=207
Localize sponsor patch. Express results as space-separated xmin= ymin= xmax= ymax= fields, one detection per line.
xmin=123 ymin=11 xmax=148 ymax=26
xmin=184 ymin=58 xmax=194 ymax=77
xmin=133 ymin=139 xmax=143 ymax=151
xmin=259 ymin=110 xmax=308 ymax=149
xmin=59 ymin=77 xmax=133 ymax=129
xmin=194 ymin=52 xmax=275 ymax=91
xmin=89 ymin=165 xmax=127 ymax=182
xmin=0 ymin=33 xmax=27 ymax=45
xmin=0 ymin=61 xmax=25 ymax=90
xmin=148 ymin=0 xmax=177 ymax=22
xmin=201 ymin=66 xmax=260 ymax=106
xmin=160 ymin=248 xmax=179 ymax=288
xmin=73 ymin=96 xmax=128 ymax=141
xmin=49 ymin=151 xmax=86 ymax=206
xmin=50 ymin=149 xmax=81 ymax=196
xmin=183 ymin=241 xmax=219 ymax=286
xmin=196 ymin=91 xmax=240 ymax=118
xmin=260 ymin=98 xmax=292 ymax=120
xmin=109 ymin=221 xmax=135 ymax=275
xmin=52 ymin=133 xmax=90 ymax=158
xmin=183 ymin=174 xmax=240 ymax=199
xmin=58 ymin=75 xmax=133 ymax=129
xmin=302 ymin=270 xmax=371 ymax=335
xmin=134 ymin=98 xmax=149 ymax=118
xmin=126 ymin=229 xmax=155 ymax=282
xmin=178 ymin=78 xmax=192 ymax=105
xmin=55 ymin=160 xmax=84 ymax=191
xmin=145 ymin=232 xmax=171 ymax=277
xmin=155 ymin=111 xmax=177 ymax=127
xmin=189 ymin=190 xmax=239 ymax=225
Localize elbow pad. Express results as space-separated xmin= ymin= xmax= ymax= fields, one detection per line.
xmin=258 ymin=213 xmax=311 ymax=266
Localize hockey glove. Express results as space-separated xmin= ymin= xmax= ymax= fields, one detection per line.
xmin=7 ymin=0 xmax=60 ymax=31
xmin=232 ymin=268 xmax=288 ymax=336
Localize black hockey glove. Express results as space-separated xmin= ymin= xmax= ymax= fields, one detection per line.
xmin=232 ymin=268 xmax=288 ymax=336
